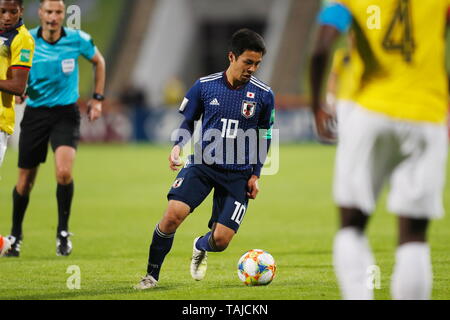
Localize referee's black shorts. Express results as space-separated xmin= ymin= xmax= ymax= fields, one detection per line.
xmin=18 ymin=104 xmax=81 ymax=169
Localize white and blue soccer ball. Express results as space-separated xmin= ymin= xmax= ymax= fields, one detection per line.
xmin=237 ymin=249 xmax=276 ymax=286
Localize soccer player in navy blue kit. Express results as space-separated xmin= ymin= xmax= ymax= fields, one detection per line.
xmin=4 ymin=0 xmax=106 ymax=257
xmin=135 ymin=29 xmax=275 ymax=289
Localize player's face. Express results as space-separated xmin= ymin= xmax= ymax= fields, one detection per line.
xmin=39 ymin=0 xmax=65 ymax=32
xmin=229 ymin=50 xmax=263 ymax=83
xmin=0 ymin=1 xmax=22 ymax=32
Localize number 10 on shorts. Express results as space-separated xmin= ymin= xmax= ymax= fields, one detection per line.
xmin=231 ymin=201 xmax=247 ymax=225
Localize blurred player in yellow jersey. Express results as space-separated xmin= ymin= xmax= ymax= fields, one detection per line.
xmin=0 ymin=0 xmax=34 ymax=166
xmin=325 ymin=32 xmax=359 ymax=116
xmin=310 ymin=0 xmax=449 ymax=299
xmin=0 ymin=0 xmax=34 ymax=256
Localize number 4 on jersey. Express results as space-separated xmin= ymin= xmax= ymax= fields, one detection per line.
xmin=382 ymin=0 xmax=415 ymax=62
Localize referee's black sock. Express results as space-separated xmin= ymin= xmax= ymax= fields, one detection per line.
xmin=11 ymin=187 xmax=30 ymax=239
xmin=57 ymin=182 xmax=74 ymax=235
xmin=147 ymin=225 xmax=175 ymax=281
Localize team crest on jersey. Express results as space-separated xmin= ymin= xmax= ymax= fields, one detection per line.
xmin=172 ymin=178 xmax=184 ymax=189
xmin=242 ymin=101 xmax=257 ymax=119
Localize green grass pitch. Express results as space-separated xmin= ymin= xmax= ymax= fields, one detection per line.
xmin=0 ymin=144 xmax=449 ymax=300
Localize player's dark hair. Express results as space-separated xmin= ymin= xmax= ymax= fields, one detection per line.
xmin=229 ymin=28 xmax=266 ymax=58
xmin=2 ymin=0 xmax=23 ymax=7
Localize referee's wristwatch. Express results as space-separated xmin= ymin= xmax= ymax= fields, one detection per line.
xmin=93 ymin=93 xmax=105 ymax=101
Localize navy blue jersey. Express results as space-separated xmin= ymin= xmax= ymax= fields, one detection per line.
xmin=179 ymin=72 xmax=275 ymax=173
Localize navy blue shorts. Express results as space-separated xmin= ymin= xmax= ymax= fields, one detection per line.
xmin=168 ymin=162 xmax=252 ymax=232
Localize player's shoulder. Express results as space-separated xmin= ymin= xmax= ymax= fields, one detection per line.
xmin=199 ymin=72 xmax=223 ymax=84
xmin=12 ymin=25 xmax=34 ymax=47
xmin=249 ymin=77 xmax=274 ymax=107
xmin=63 ymin=27 xmax=93 ymax=42
xmin=249 ymin=76 xmax=273 ymax=94
xmin=17 ymin=24 xmax=33 ymax=38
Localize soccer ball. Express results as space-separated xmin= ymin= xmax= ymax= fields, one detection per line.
xmin=237 ymin=249 xmax=276 ymax=286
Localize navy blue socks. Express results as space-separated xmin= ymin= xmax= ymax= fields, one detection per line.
xmin=195 ymin=232 xmax=221 ymax=252
xmin=147 ymin=225 xmax=175 ymax=280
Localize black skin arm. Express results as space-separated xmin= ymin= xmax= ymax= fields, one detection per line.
xmin=0 ymin=68 xmax=30 ymax=97
xmin=309 ymin=25 xmax=341 ymax=142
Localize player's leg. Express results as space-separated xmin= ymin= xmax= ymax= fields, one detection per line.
xmin=0 ymin=132 xmax=10 ymax=254
xmin=136 ymin=202 xmax=196 ymax=290
xmin=389 ymin=122 xmax=447 ymax=300
xmin=0 ymin=131 xmax=28 ymax=257
xmin=333 ymin=207 xmax=375 ymax=300
xmin=12 ymin=168 xmax=39 ymax=233
xmin=196 ymin=173 xmax=249 ymax=253
xmin=192 ymin=175 xmax=248 ymax=280
xmin=190 ymin=222 xmax=236 ymax=281
xmin=7 ymin=168 xmax=40 ymax=257
xmin=54 ymin=146 xmax=76 ymax=256
xmin=136 ymin=165 xmax=213 ymax=289
xmin=50 ymin=105 xmax=81 ymax=256
xmin=1 ymin=132 xmax=11 ymax=255
xmin=7 ymin=168 xmax=39 ymax=257
xmin=198 ymin=222 xmax=236 ymax=252
xmin=158 ymin=200 xmax=191 ymax=234
xmin=7 ymin=106 xmax=51 ymax=257
xmin=195 ymin=195 xmax=241 ymax=254
xmin=332 ymin=104 xmax=396 ymax=300
xmin=139 ymin=200 xmax=191 ymax=287
xmin=0 ymin=133 xmax=11 ymax=256
xmin=391 ymin=217 xmax=431 ymax=300
xmin=0 ymin=133 xmax=9 ymax=252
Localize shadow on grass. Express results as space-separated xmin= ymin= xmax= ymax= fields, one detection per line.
xmin=5 ymin=285 xmax=183 ymax=300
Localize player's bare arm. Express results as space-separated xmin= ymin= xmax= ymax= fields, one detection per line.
xmin=169 ymin=118 xmax=195 ymax=171
xmin=87 ymin=50 xmax=106 ymax=122
xmin=310 ymin=25 xmax=340 ymax=142
xmin=0 ymin=68 xmax=29 ymax=97
xmin=169 ymin=144 xmax=183 ymax=171
xmin=247 ymin=175 xmax=259 ymax=200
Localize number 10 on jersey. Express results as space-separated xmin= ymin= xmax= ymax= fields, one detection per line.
xmin=221 ymin=119 xmax=239 ymax=139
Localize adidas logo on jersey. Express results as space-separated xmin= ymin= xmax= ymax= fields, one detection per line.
xmin=210 ymin=98 xmax=220 ymax=106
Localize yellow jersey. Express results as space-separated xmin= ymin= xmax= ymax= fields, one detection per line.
xmin=335 ymin=0 xmax=449 ymax=123
xmin=331 ymin=47 xmax=355 ymax=101
xmin=0 ymin=20 xmax=34 ymax=135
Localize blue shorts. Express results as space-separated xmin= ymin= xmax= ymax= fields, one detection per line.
xmin=168 ymin=162 xmax=252 ymax=232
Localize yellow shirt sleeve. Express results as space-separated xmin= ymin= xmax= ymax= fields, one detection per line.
xmin=10 ymin=32 xmax=34 ymax=69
